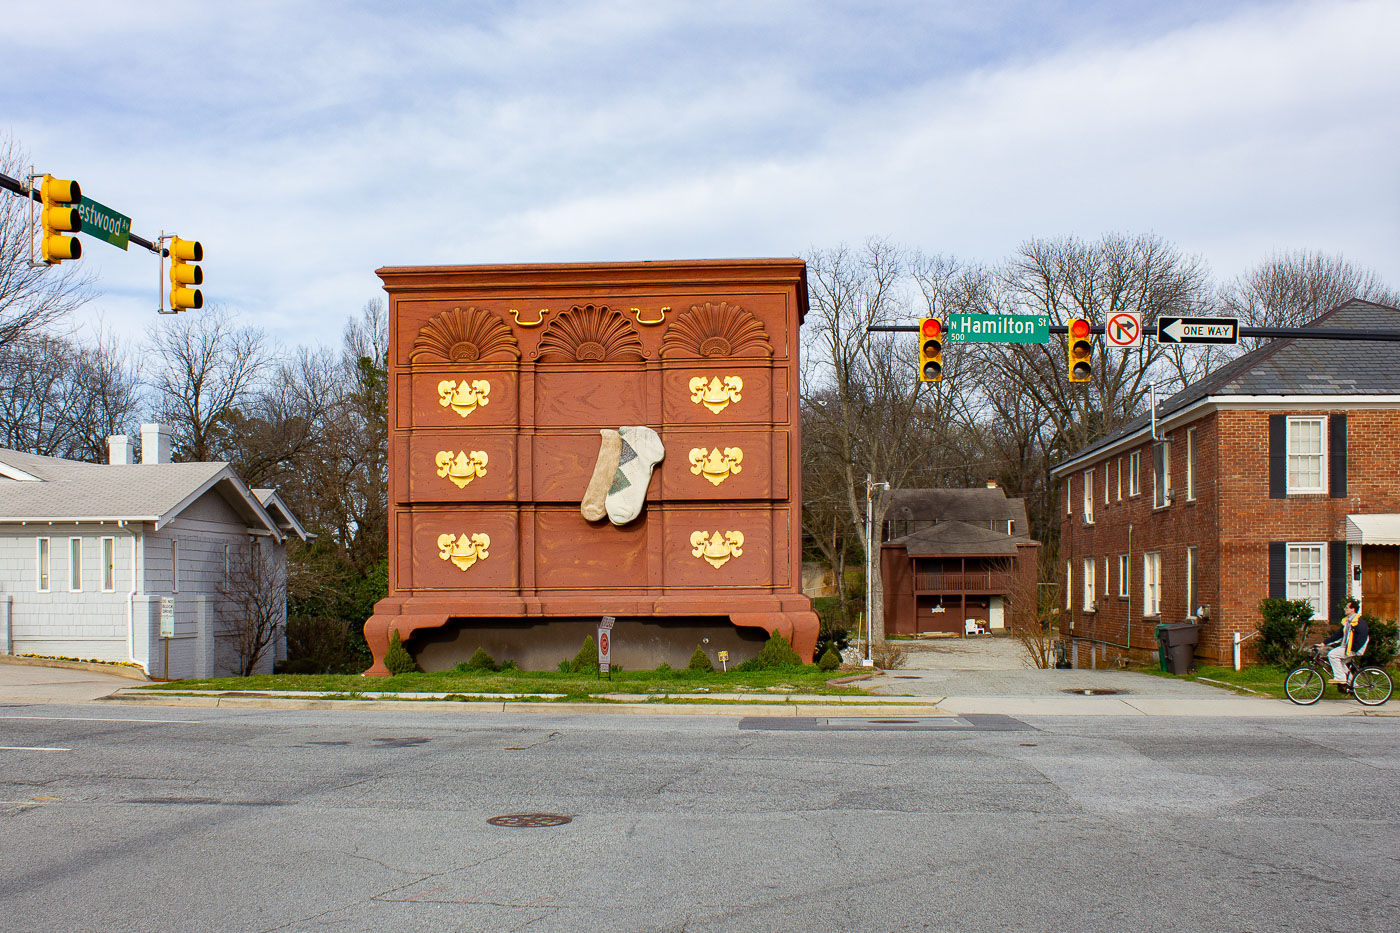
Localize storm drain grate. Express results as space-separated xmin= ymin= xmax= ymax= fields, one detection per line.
xmin=1061 ymin=688 xmax=1123 ymax=696
xmin=487 ymin=813 xmax=573 ymax=828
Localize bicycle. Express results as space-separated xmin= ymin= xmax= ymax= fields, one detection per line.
xmin=1284 ymin=645 xmax=1393 ymax=706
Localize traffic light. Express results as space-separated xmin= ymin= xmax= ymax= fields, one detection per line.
xmin=167 ymin=237 xmax=204 ymax=311
xmin=1068 ymin=318 xmax=1093 ymax=383
xmin=39 ymin=175 xmax=82 ymax=263
xmin=919 ymin=318 xmax=943 ymax=382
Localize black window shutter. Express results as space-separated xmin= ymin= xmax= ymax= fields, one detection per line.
xmin=1329 ymin=541 xmax=1347 ymax=620
xmin=1269 ymin=541 xmax=1286 ymax=599
xmin=1269 ymin=415 xmax=1286 ymax=499
xmin=1329 ymin=414 xmax=1347 ymax=498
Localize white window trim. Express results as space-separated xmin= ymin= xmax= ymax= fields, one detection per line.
xmin=1083 ymin=557 xmax=1096 ymax=611
xmin=1185 ymin=427 xmax=1196 ymax=501
xmin=1083 ymin=469 xmax=1095 ymax=524
xmin=1152 ymin=439 xmax=1172 ymax=510
xmin=1066 ymin=479 xmax=1072 ymax=515
xmin=1129 ymin=450 xmax=1141 ymax=496
xmin=1118 ymin=554 xmax=1129 ymax=598
xmin=68 ymin=537 xmax=82 ymax=593
xmin=102 ymin=536 xmax=117 ymax=592
xmin=1065 ymin=560 xmax=1072 ymax=609
xmin=172 ymin=539 xmax=180 ymax=594
xmin=1285 ymin=416 xmax=1327 ymax=495
xmin=1285 ymin=541 xmax=1328 ymax=621
xmin=1116 ymin=458 xmax=1123 ymax=501
xmin=1143 ymin=551 xmax=1161 ymax=617
xmin=37 ymin=537 xmax=51 ymax=593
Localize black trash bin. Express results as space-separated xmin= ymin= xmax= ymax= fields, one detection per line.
xmin=1155 ymin=623 xmax=1169 ymax=672
xmin=1158 ymin=622 xmax=1200 ymax=676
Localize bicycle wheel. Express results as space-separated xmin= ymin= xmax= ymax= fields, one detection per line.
xmin=1285 ymin=667 xmax=1326 ymax=705
xmin=1352 ymin=667 xmax=1393 ymax=706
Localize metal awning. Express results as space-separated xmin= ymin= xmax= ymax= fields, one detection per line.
xmin=1345 ymin=514 xmax=1400 ymax=545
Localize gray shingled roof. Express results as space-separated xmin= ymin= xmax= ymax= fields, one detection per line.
xmin=1054 ymin=299 xmax=1400 ymax=472
xmin=887 ymin=520 xmax=1029 ymax=557
xmin=0 ymin=447 xmax=278 ymax=534
xmin=887 ymin=487 xmax=1030 ymax=535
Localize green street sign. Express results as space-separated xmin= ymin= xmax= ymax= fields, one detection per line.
xmin=77 ymin=196 xmax=131 ymax=250
xmin=946 ymin=313 xmax=1049 ymax=344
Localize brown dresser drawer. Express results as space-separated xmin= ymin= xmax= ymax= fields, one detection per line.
xmin=405 ymin=509 xmax=518 ymax=591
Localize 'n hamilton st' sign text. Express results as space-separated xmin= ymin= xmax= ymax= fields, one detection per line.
xmin=946 ymin=313 xmax=1050 ymax=344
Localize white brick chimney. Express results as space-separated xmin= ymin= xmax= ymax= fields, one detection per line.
xmin=107 ymin=435 xmax=136 ymax=465
xmin=140 ymin=423 xmax=172 ymax=464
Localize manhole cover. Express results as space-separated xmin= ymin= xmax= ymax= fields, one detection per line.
xmin=487 ymin=813 xmax=573 ymax=828
xmin=1060 ymin=688 xmax=1121 ymax=696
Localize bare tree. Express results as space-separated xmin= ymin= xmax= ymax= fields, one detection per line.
xmin=147 ymin=308 xmax=274 ymax=461
xmin=1224 ymin=250 xmax=1400 ymax=350
xmin=0 ymin=134 xmax=93 ymax=349
xmin=218 ymin=539 xmax=286 ymax=677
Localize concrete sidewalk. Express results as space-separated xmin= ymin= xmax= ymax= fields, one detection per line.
xmin=0 ymin=658 xmax=146 ymax=703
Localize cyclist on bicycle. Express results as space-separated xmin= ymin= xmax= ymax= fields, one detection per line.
xmin=1324 ymin=598 xmax=1368 ymax=685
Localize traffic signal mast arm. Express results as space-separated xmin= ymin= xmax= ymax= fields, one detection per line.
xmin=866 ymin=324 xmax=1400 ymax=342
xmin=1 ymin=169 xmax=168 ymax=256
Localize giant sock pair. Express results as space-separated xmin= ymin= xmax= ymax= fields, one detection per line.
xmin=581 ymin=426 xmax=665 ymax=525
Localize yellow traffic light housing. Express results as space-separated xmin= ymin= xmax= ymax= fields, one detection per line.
xmin=167 ymin=236 xmax=204 ymax=311
xmin=1068 ymin=318 xmax=1093 ymax=383
xmin=919 ymin=318 xmax=943 ymax=382
xmin=40 ymin=175 xmax=82 ymax=263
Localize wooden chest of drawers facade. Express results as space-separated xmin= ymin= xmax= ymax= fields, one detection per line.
xmin=363 ymin=260 xmax=818 ymax=675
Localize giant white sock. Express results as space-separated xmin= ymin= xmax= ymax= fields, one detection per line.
xmin=606 ymin=426 xmax=665 ymax=525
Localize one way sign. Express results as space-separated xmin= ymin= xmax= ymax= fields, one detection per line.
xmin=1156 ymin=316 xmax=1239 ymax=345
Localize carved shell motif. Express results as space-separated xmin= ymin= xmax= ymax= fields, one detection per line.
xmin=534 ymin=305 xmax=645 ymax=362
xmin=411 ymin=307 xmax=520 ymax=363
xmin=660 ymin=302 xmax=772 ymax=359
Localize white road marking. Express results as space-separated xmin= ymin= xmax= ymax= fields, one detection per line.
xmin=0 ymin=715 xmax=200 ymax=724
xmin=0 ymin=746 xmax=71 ymax=751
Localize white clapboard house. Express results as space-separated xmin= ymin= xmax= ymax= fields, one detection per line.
xmin=0 ymin=425 xmax=307 ymax=678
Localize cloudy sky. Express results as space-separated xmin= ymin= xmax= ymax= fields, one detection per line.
xmin=4 ymin=0 xmax=1397 ymax=349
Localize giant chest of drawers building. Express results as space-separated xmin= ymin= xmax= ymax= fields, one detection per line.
xmin=363 ymin=260 xmax=819 ymax=675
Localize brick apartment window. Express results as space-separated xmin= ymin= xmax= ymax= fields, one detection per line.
xmin=1083 ymin=557 xmax=1096 ymax=611
xmin=1104 ymin=466 xmax=1110 ymax=505
xmin=1143 ymin=552 xmax=1161 ymax=616
xmin=1065 ymin=560 xmax=1072 ymax=609
xmin=1129 ymin=451 xmax=1140 ymax=496
xmin=69 ymin=537 xmax=82 ymax=592
xmin=1287 ymin=543 xmax=1325 ymax=619
xmin=1118 ymin=554 xmax=1129 ymax=597
xmin=1152 ymin=440 xmax=1172 ymax=508
xmin=1083 ymin=469 xmax=1094 ymax=523
xmin=37 ymin=537 xmax=50 ymax=592
xmin=102 ymin=537 xmax=116 ymax=592
xmin=1116 ymin=458 xmax=1122 ymax=501
xmin=1065 ymin=479 xmax=1072 ymax=515
xmin=1186 ymin=546 xmax=1198 ymax=617
xmin=1104 ymin=556 xmax=1110 ymax=601
xmin=1286 ymin=417 xmax=1326 ymax=494
xmin=1185 ymin=427 xmax=1196 ymax=501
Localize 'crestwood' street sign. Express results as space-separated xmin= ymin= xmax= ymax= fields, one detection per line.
xmin=1156 ymin=316 xmax=1238 ymax=345
xmin=77 ymin=196 xmax=131 ymax=250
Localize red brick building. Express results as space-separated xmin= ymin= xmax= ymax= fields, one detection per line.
xmin=1052 ymin=300 xmax=1400 ymax=667
xmin=880 ymin=486 xmax=1040 ymax=635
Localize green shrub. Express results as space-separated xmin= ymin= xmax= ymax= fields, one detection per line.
xmin=688 ymin=645 xmax=714 ymax=672
xmin=558 ymin=659 xmax=572 ymax=673
xmin=1256 ymin=598 xmax=1317 ymax=669
xmin=570 ymin=635 xmax=600 ymax=673
xmin=1360 ymin=616 xmax=1399 ymax=668
xmin=455 ymin=647 xmax=497 ymax=672
xmin=818 ymin=645 xmax=841 ymax=672
xmin=499 ymin=659 xmax=519 ymax=672
xmin=737 ymin=631 xmax=805 ymax=671
xmin=656 ymin=662 xmax=673 ymax=673
xmin=383 ymin=630 xmax=418 ymax=675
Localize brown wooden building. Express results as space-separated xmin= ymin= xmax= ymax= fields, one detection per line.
xmin=880 ymin=487 xmax=1040 ymax=635
xmin=363 ymin=260 xmax=818 ymax=674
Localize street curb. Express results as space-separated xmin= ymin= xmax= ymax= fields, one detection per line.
xmin=0 ymin=654 xmax=151 ymax=681
xmin=99 ymin=692 xmax=952 ymax=717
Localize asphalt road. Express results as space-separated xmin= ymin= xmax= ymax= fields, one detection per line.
xmin=2 ymin=705 xmax=1398 ymax=932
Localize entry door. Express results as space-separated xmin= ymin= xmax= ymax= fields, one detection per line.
xmin=1361 ymin=546 xmax=1399 ymax=623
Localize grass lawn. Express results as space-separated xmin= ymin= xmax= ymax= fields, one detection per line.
xmin=142 ymin=665 xmax=871 ymax=698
